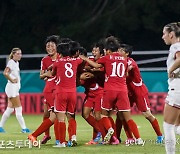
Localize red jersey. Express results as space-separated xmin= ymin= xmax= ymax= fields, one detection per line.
xmin=126 ymin=57 xmax=148 ymax=95
xmin=97 ymin=52 xmax=128 ymax=91
xmin=85 ymin=56 xmax=105 ymax=88
xmin=53 ymin=57 xmax=83 ymax=93
xmin=80 ymin=77 xmax=103 ymax=97
xmin=41 ymin=54 xmax=60 ymax=92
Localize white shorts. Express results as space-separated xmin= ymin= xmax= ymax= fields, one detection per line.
xmin=5 ymin=83 xmax=20 ymax=98
xmin=166 ymin=89 xmax=180 ymax=109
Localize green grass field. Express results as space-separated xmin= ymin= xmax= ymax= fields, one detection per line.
xmin=0 ymin=114 xmax=179 ymax=154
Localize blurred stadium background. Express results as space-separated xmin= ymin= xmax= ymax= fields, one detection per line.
xmin=0 ymin=0 xmax=179 ymax=114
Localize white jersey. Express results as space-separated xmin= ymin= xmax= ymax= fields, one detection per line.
xmin=166 ymin=42 xmax=180 ymax=91
xmin=166 ymin=42 xmax=180 ymax=108
xmin=6 ymin=59 xmax=21 ymax=87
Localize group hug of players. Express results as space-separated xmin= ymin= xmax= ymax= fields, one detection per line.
xmin=27 ymin=35 xmax=164 ymax=148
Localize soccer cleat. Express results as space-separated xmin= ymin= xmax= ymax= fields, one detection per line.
xmin=28 ymin=134 xmax=38 ymax=146
xmin=55 ymin=140 xmax=60 ymax=145
xmin=53 ymin=142 xmax=66 ymax=148
xmin=67 ymin=140 xmax=72 ymax=147
xmin=104 ymin=128 xmax=114 ymax=144
xmin=85 ymin=139 xmax=98 ymax=145
xmin=41 ymin=135 xmax=51 ymax=144
xmin=110 ymin=136 xmax=120 ymax=145
xmin=21 ymin=128 xmax=30 ymax=133
xmin=136 ymin=138 xmax=144 ymax=145
xmin=93 ymin=132 xmax=102 ymax=142
xmin=156 ymin=135 xmax=164 ymax=143
xmin=71 ymin=140 xmax=77 ymax=147
xmin=0 ymin=127 xmax=5 ymax=133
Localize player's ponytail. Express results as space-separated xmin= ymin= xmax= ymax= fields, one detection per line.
xmin=9 ymin=48 xmax=20 ymax=59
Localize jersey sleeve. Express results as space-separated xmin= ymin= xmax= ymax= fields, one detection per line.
xmin=40 ymin=58 xmax=46 ymax=70
xmin=97 ymin=56 xmax=105 ymax=65
xmin=6 ymin=60 xmax=14 ymax=70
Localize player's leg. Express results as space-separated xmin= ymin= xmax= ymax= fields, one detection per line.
xmin=175 ymin=114 xmax=180 ymax=135
xmin=28 ymin=111 xmax=55 ymax=145
xmin=11 ymin=96 xmax=30 ymax=133
xmin=142 ymin=110 xmax=163 ymax=143
xmin=66 ymin=92 xmax=78 ymax=147
xmin=163 ymin=104 xmax=179 ymax=154
xmin=117 ymin=111 xmax=133 ymax=143
xmin=53 ymin=112 xmax=66 ymax=148
xmin=0 ymin=99 xmax=14 ymax=132
xmin=41 ymin=103 xmax=51 ymax=144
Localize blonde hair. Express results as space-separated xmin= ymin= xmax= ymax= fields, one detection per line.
xmin=9 ymin=47 xmax=21 ymax=59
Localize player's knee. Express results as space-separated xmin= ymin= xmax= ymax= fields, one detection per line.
xmin=142 ymin=110 xmax=155 ymax=120
xmin=82 ymin=112 xmax=89 ymax=119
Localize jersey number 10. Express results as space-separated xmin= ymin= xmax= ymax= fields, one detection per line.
xmin=110 ymin=62 xmax=125 ymax=77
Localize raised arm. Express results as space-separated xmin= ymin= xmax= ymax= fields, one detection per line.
xmin=79 ymin=55 xmax=103 ymax=68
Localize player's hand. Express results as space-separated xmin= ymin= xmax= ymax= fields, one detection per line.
xmin=11 ymin=78 xmax=18 ymax=83
xmin=80 ymin=72 xmax=94 ymax=80
xmin=45 ymin=71 xmax=52 ymax=78
xmin=168 ymin=72 xmax=175 ymax=78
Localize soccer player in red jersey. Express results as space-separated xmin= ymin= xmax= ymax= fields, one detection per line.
xmin=118 ymin=44 xmax=163 ymax=143
xmin=80 ymin=36 xmax=143 ymax=145
xmin=81 ymin=43 xmax=105 ymax=145
xmin=28 ymin=35 xmax=60 ymax=145
xmin=52 ymin=42 xmax=83 ymax=148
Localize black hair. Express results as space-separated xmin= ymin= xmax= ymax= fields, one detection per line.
xmin=79 ymin=47 xmax=87 ymax=56
xmin=59 ymin=37 xmax=72 ymax=43
xmin=45 ymin=35 xmax=60 ymax=45
xmin=119 ymin=44 xmax=133 ymax=57
xmin=94 ymin=39 xmax=105 ymax=56
xmin=104 ymin=36 xmax=120 ymax=52
xmin=57 ymin=43 xmax=71 ymax=57
xmin=69 ymin=41 xmax=81 ymax=56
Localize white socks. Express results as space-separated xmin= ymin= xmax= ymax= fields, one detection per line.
xmin=15 ymin=106 xmax=26 ymax=129
xmin=175 ymin=125 xmax=180 ymax=135
xmin=0 ymin=107 xmax=14 ymax=127
xmin=163 ymin=122 xmax=176 ymax=154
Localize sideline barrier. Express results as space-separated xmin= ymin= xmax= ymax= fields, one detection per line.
xmin=0 ymin=93 xmax=166 ymax=114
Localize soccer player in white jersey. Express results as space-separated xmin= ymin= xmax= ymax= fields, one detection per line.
xmin=0 ymin=48 xmax=30 ymax=133
xmin=162 ymin=22 xmax=180 ymax=154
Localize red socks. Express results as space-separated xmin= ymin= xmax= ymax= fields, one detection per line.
xmin=32 ymin=118 xmax=53 ymax=137
xmin=54 ymin=119 xmax=59 ymax=140
xmin=58 ymin=121 xmax=66 ymax=143
xmin=85 ymin=115 xmax=101 ymax=132
xmin=100 ymin=117 xmax=112 ymax=131
xmin=150 ymin=118 xmax=162 ymax=136
xmin=68 ymin=118 xmax=77 ymax=140
xmin=43 ymin=117 xmax=50 ymax=136
xmin=127 ymin=119 xmax=140 ymax=139
xmin=123 ymin=120 xmax=133 ymax=138
xmin=108 ymin=117 xmax=117 ymax=137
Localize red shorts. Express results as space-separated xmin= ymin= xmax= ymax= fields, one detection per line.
xmin=54 ymin=92 xmax=76 ymax=114
xmin=83 ymin=93 xmax=102 ymax=112
xmin=102 ymin=90 xmax=130 ymax=111
xmin=43 ymin=92 xmax=55 ymax=110
xmin=129 ymin=92 xmax=150 ymax=112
